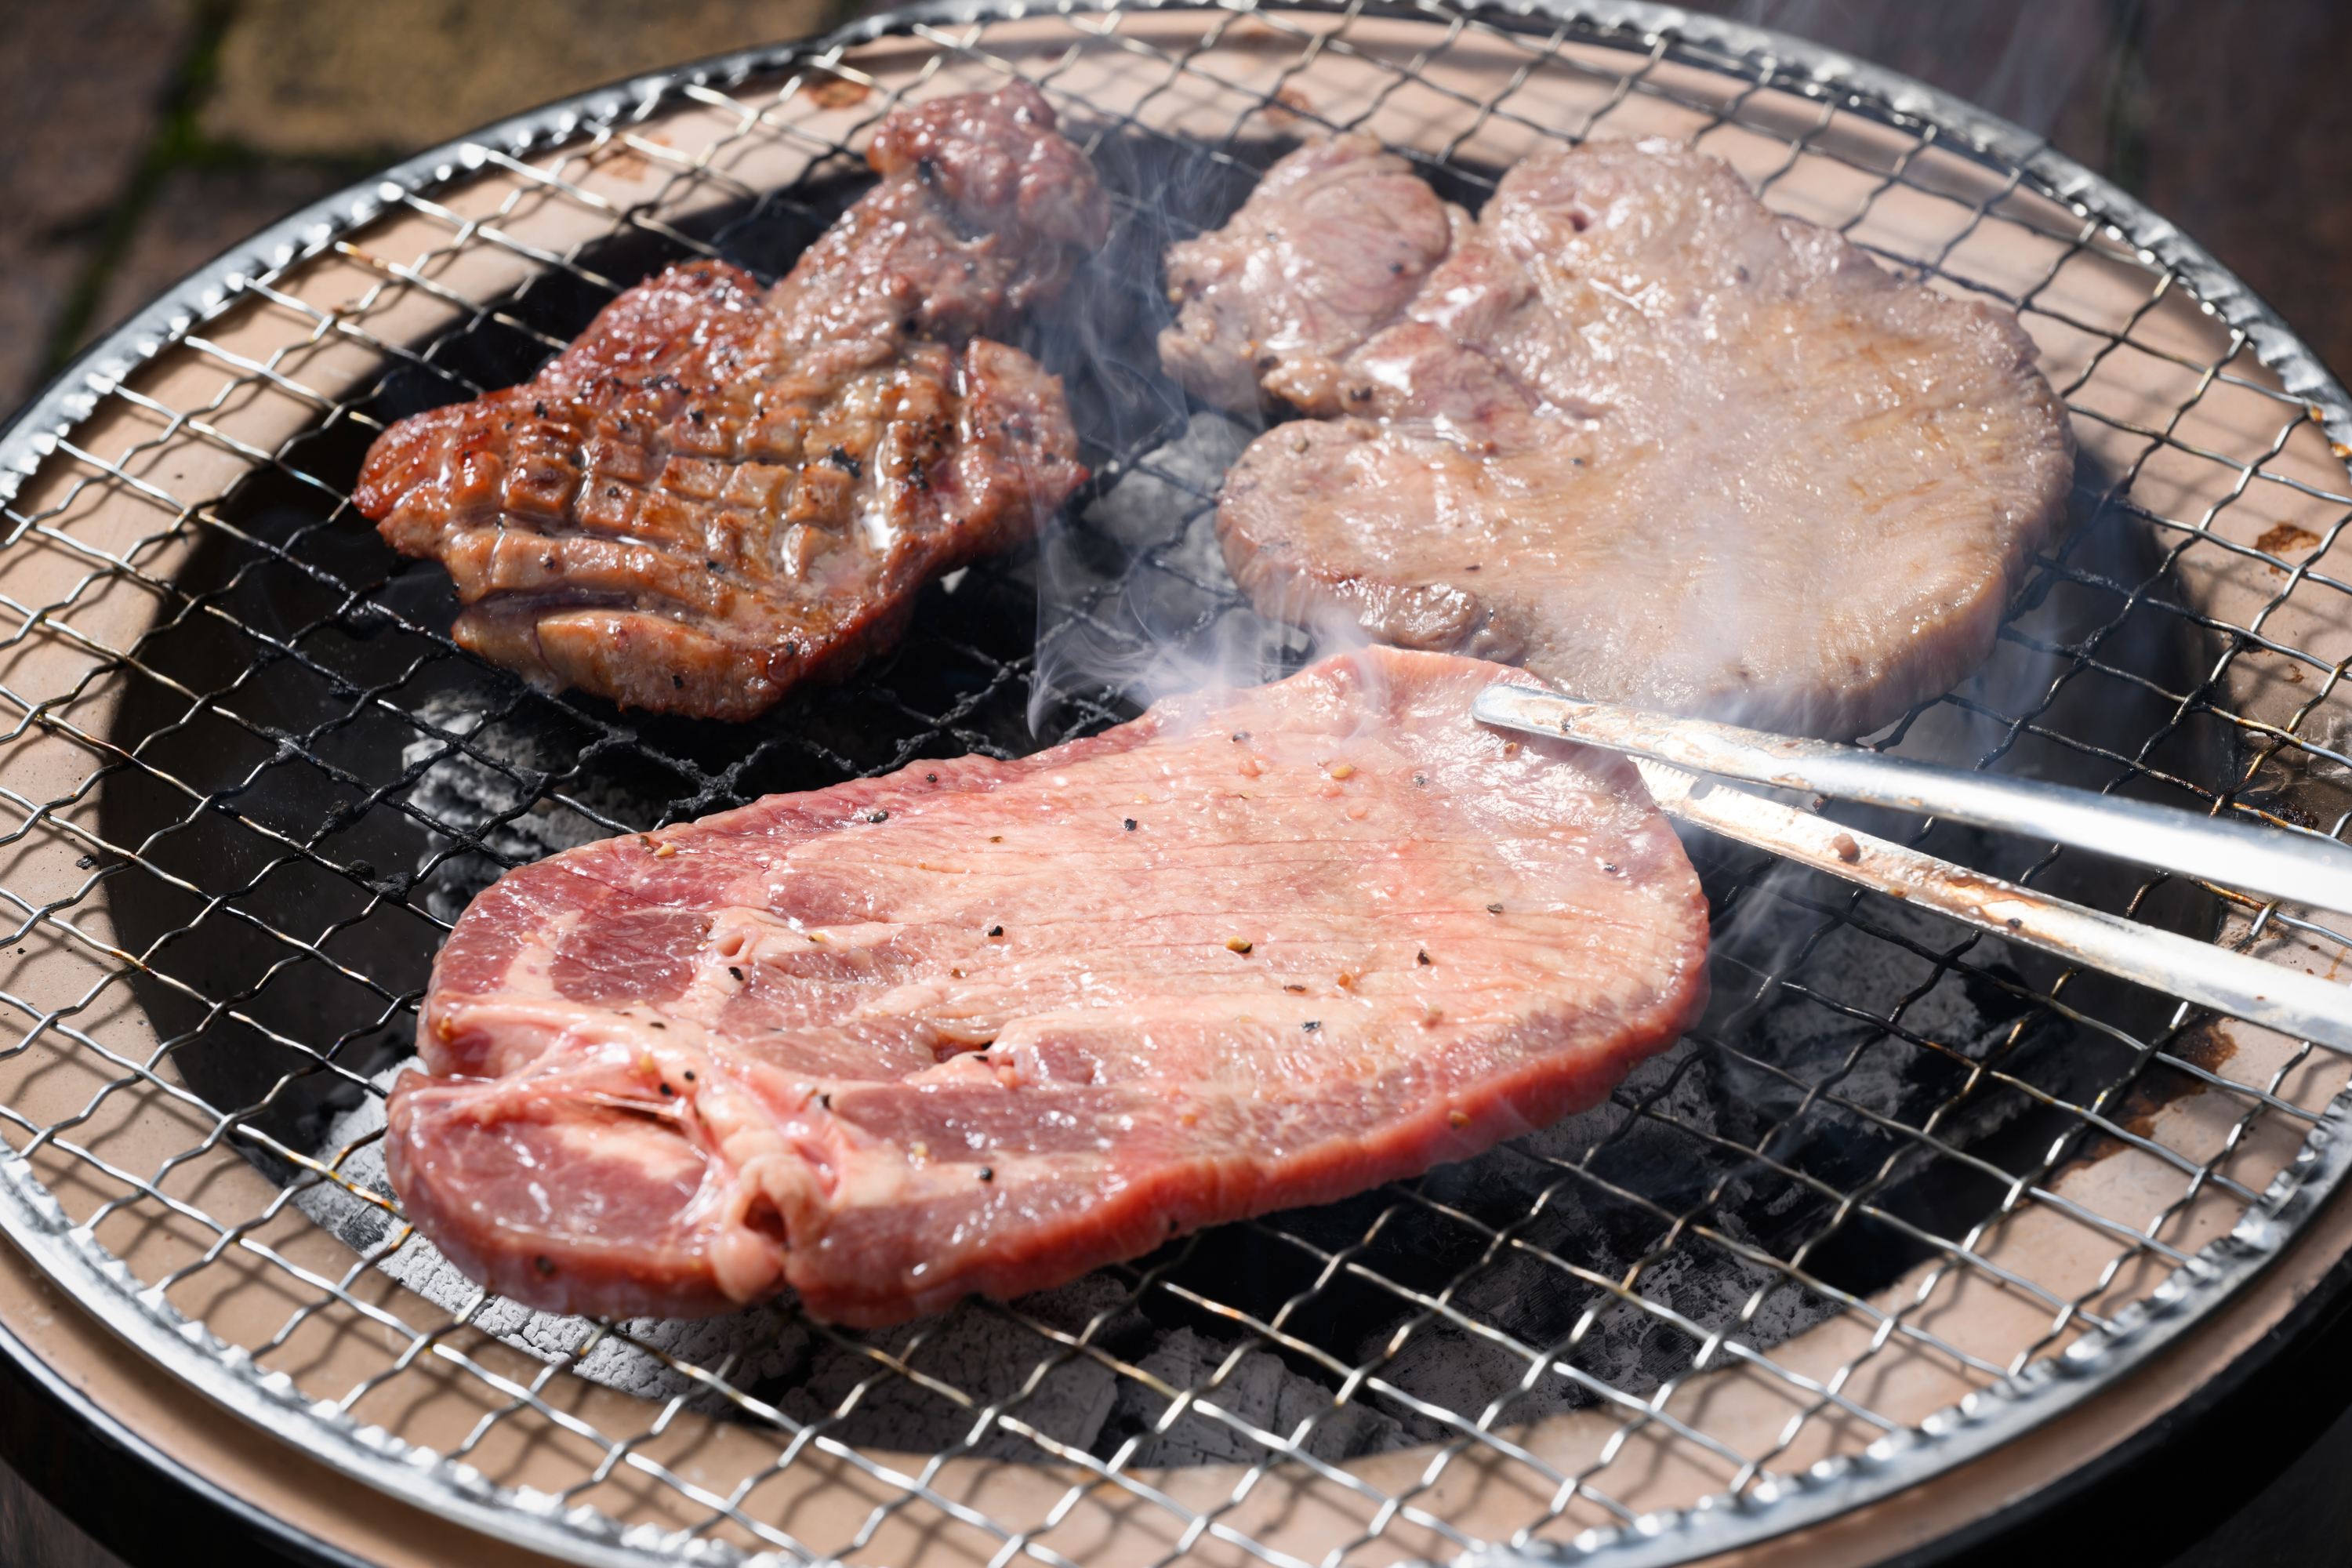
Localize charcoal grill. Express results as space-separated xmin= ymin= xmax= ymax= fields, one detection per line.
xmin=3 ymin=3 xmax=2351 ymax=1565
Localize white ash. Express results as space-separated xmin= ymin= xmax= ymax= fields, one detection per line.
xmin=1032 ymin=412 xmax=1323 ymax=731
xmin=400 ymin=694 xmax=642 ymax=924
xmin=1352 ymin=1044 xmax=1838 ymax=1436
xmin=779 ymin=1278 xmax=1130 ymax=1460
xmin=1080 ymin=409 xmax=1251 ymax=581
xmin=1366 ymin=1229 xmax=1834 ymax=1441
xmin=1726 ymin=869 xmax=2035 ymax=1154
xmin=1105 ymin=1327 xmax=1403 ymax=1465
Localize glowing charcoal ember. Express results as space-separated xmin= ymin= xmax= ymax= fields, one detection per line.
xmin=354 ymin=83 xmax=1107 ymax=720
xmin=1166 ymin=136 xmax=2074 ymax=739
xmin=384 ymin=648 xmax=1710 ymax=1327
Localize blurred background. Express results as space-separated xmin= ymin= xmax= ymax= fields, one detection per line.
xmin=1 ymin=0 xmax=2348 ymax=1563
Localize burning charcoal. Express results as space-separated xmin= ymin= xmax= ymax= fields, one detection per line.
xmin=780 ymin=1279 xmax=1140 ymax=1461
xmin=1032 ymin=411 xmax=1318 ymax=733
xmin=397 ymin=694 xmax=650 ymax=924
xmin=1104 ymin=1327 xmax=1405 ymax=1465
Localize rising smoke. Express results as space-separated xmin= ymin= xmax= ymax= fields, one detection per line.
xmin=1716 ymin=0 xmax=2135 ymax=163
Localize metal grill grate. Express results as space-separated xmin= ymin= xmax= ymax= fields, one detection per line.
xmin=3 ymin=4 xmax=2351 ymax=1565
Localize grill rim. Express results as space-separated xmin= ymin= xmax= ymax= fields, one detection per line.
xmin=0 ymin=2 xmax=2348 ymax=1565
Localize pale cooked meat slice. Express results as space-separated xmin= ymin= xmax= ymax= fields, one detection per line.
xmin=1184 ymin=136 xmax=2075 ymax=739
xmin=386 ymin=646 xmax=1710 ymax=1327
xmin=353 ymin=83 xmax=1108 ymax=720
xmin=1159 ymin=134 xmax=1456 ymax=414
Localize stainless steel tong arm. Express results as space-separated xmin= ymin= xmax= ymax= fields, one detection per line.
xmin=1472 ymin=684 xmax=2352 ymax=919
xmin=1629 ymin=756 xmax=2352 ymax=1054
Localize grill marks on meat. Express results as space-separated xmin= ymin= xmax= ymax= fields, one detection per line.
xmin=386 ymin=648 xmax=1708 ymax=1326
xmin=354 ymin=84 xmax=1109 ymax=720
xmin=1162 ymin=136 xmax=2074 ymax=739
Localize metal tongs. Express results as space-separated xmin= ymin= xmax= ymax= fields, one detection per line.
xmin=1472 ymin=684 xmax=2352 ymax=1053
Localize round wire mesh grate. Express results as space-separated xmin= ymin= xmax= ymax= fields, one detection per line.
xmin=2 ymin=4 xmax=2351 ymax=1566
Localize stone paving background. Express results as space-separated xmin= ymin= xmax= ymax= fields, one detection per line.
xmin=1 ymin=1 xmax=2349 ymax=1566
xmin=0 ymin=0 xmax=837 ymax=422
xmin=5 ymin=0 xmax=2351 ymax=426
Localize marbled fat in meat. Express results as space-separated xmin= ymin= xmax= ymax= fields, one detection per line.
xmin=1161 ymin=136 xmax=2074 ymax=739
xmin=386 ymin=648 xmax=1710 ymax=1326
xmin=354 ymin=83 xmax=1109 ymax=720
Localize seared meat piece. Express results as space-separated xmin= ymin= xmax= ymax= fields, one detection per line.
xmin=355 ymin=83 xmax=1109 ymax=720
xmin=387 ymin=647 xmax=1708 ymax=1327
xmin=1156 ymin=134 xmax=1454 ymax=413
xmin=1163 ymin=137 xmax=2074 ymax=739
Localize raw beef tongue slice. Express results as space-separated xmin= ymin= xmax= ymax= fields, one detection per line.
xmin=1162 ymin=136 xmax=2076 ymax=740
xmin=354 ymin=82 xmax=1109 ymax=720
xmin=385 ymin=647 xmax=1710 ymax=1327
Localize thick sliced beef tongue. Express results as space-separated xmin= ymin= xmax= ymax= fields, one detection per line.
xmin=386 ymin=648 xmax=1710 ymax=1327
xmin=1163 ymin=136 xmax=2074 ymax=739
xmin=354 ymin=82 xmax=1108 ymax=720
xmin=1156 ymin=133 xmax=1456 ymax=412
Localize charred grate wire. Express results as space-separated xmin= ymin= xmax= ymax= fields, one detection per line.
xmin=1 ymin=2 xmax=2350 ymax=1565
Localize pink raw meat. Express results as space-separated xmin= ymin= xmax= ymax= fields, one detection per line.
xmin=385 ymin=648 xmax=1710 ymax=1326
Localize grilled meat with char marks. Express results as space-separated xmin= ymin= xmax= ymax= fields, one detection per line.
xmin=384 ymin=648 xmax=1709 ymax=1327
xmin=355 ymin=82 xmax=1109 ymax=720
xmin=1161 ymin=136 xmax=2074 ymax=739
